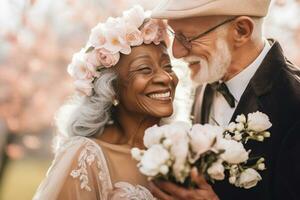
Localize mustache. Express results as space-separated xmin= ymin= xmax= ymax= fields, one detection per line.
xmin=183 ymin=56 xmax=202 ymax=64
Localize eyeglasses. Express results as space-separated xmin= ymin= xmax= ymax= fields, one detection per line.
xmin=168 ymin=17 xmax=237 ymax=50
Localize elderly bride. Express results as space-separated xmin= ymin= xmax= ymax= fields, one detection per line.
xmin=33 ymin=6 xmax=178 ymax=200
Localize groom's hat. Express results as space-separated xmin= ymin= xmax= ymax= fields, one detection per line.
xmin=152 ymin=0 xmax=271 ymax=19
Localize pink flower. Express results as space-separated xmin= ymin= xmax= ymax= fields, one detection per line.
xmin=97 ymin=48 xmax=120 ymax=68
xmin=153 ymin=21 xmax=167 ymax=45
xmin=68 ymin=51 xmax=95 ymax=80
xmin=125 ymin=26 xmax=143 ymax=46
xmin=141 ymin=19 xmax=159 ymax=44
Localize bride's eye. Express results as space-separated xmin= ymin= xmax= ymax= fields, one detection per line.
xmin=163 ymin=64 xmax=173 ymax=73
xmin=136 ymin=65 xmax=152 ymax=74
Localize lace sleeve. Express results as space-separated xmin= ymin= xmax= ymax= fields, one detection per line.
xmin=33 ymin=137 xmax=113 ymax=200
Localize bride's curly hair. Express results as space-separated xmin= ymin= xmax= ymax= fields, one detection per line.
xmin=53 ymin=69 xmax=117 ymax=152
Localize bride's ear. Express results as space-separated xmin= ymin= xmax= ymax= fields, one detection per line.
xmin=231 ymin=16 xmax=254 ymax=48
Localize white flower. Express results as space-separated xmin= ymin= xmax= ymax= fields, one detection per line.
xmin=235 ymin=123 xmax=244 ymax=131
xmin=189 ymin=124 xmax=224 ymax=156
xmin=68 ymin=51 xmax=95 ymax=80
xmin=257 ymin=135 xmax=264 ymax=141
xmin=229 ymin=176 xmax=236 ymax=184
xmin=139 ymin=144 xmax=170 ymax=177
xmin=123 ymin=5 xmax=145 ymax=28
xmin=227 ymin=122 xmax=236 ymax=132
xmin=159 ymin=165 xmax=169 ymax=175
xmin=235 ymin=168 xmax=262 ymax=189
xmin=224 ymin=134 xmax=232 ymax=140
xmin=131 ymin=147 xmax=142 ymax=161
xmin=258 ymin=163 xmax=265 ymax=171
xmin=163 ymin=138 xmax=172 ymax=148
xmin=88 ymin=23 xmax=106 ymax=48
xmin=217 ymin=138 xmax=249 ymax=164
xmin=263 ymin=131 xmax=271 ymax=138
xmin=102 ymin=17 xmax=131 ymax=54
xmin=143 ymin=125 xmax=165 ymax=148
xmin=236 ymin=114 xmax=246 ymax=123
xmin=124 ymin=25 xmax=143 ymax=46
xmin=207 ymin=159 xmax=225 ymax=180
xmin=247 ymin=111 xmax=272 ymax=132
xmin=164 ymin=122 xmax=191 ymax=182
xmin=233 ymin=134 xmax=242 ymax=141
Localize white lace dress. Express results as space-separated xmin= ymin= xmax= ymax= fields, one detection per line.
xmin=33 ymin=136 xmax=156 ymax=200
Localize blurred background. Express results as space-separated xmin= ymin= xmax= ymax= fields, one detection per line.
xmin=0 ymin=0 xmax=299 ymax=199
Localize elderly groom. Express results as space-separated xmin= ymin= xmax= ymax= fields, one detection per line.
xmin=149 ymin=0 xmax=300 ymax=200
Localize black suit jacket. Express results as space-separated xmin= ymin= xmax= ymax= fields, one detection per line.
xmin=192 ymin=40 xmax=300 ymax=200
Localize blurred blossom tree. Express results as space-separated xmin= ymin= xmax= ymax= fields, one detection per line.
xmin=0 ymin=0 xmax=299 ymax=136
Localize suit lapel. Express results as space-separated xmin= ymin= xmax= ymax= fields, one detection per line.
xmin=230 ymin=39 xmax=282 ymax=122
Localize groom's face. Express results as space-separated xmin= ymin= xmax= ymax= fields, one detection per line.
xmin=168 ymin=16 xmax=233 ymax=84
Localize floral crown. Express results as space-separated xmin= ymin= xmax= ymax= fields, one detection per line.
xmin=67 ymin=5 xmax=167 ymax=96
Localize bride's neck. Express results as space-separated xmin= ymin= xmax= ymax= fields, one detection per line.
xmin=113 ymin=107 xmax=160 ymax=148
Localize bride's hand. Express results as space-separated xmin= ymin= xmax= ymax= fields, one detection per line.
xmin=149 ymin=168 xmax=219 ymax=200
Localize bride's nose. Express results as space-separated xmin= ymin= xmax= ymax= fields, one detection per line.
xmin=151 ymin=69 xmax=173 ymax=85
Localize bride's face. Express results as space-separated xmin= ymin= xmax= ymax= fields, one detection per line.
xmin=115 ymin=43 xmax=178 ymax=118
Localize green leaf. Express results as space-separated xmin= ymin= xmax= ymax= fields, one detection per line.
xmin=85 ymin=46 xmax=95 ymax=53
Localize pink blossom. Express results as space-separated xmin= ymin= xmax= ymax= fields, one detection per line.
xmin=141 ymin=19 xmax=160 ymax=44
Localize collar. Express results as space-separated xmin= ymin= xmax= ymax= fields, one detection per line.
xmin=225 ymin=39 xmax=271 ymax=102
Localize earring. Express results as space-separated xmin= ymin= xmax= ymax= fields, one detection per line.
xmin=112 ymin=99 xmax=119 ymax=106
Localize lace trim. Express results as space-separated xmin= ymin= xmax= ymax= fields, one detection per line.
xmin=69 ymin=138 xmax=113 ymax=198
xmin=110 ymin=182 xmax=157 ymax=200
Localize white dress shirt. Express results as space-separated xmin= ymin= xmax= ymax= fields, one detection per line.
xmin=209 ymin=40 xmax=271 ymax=126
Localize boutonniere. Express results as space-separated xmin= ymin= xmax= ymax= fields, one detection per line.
xmin=131 ymin=111 xmax=271 ymax=189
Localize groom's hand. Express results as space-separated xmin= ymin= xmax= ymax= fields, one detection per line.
xmin=149 ymin=168 xmax=219 ymax=200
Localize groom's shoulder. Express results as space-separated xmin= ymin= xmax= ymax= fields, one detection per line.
xmin=273 ymin=58 xmax=300 ymax=110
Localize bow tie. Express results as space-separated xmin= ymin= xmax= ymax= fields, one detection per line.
xmin=209 ymin=81 xmax=236 ymax=108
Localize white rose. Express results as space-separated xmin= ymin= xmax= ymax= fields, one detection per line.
xmin=131 ymin=147 xmax=142 ymax=161
xmin=164 ymin=122 xmax=191 ymax=182
xmin=217 ymin=138 xmax=249 ymax=164
xmin=207 ymin=159 xmax=225 ymax=180
xmin=88 ymin=23 xmax=106 ymax=48
xmin=68 ymin=51 xmax=94 ymax=80
xmin=229 ymin=176 xmax=236 ymax=184
xmin=247 ymin=111 xmax=272 ymax=132
xmin=235 ymin=123 xmax=244 ymax=131
xmin=102 ymin=18 xmax=131 ymax=54
xmin=235 ymin=168 xmax=262 ymax=189
xmin=235 ymin=114 xmax=246 ymax=123
xmin=227 ymin=122 xmax=236 ymax=132
xmin=189 ymin=124 xmax=224 ymax=156
xmin=143 ymin=125 xmax=165 ymax=148
xmin=125 ymin=25 xmax=143 ymax=46
xmin=139 ymin=144 xmax=170 ymax=177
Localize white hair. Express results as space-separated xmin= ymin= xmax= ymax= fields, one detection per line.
xmin=53 ymin=69 xmax=117 ymax=152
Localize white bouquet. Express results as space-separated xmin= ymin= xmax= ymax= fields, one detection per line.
xmin=131 ymin=111 xmax=272 ymax=189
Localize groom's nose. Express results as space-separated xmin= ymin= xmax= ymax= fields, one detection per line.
xmin=172 ymin=39 xmax=189 ymax=58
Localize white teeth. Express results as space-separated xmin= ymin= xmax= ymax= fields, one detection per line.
xmin=149 ymin=91 xmax=171 ymax=100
